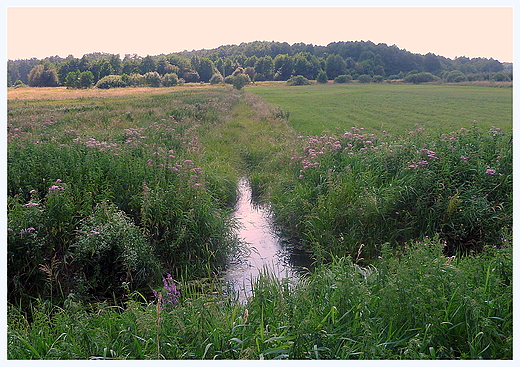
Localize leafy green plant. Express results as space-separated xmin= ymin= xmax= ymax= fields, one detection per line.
xmin=95 ymin=74 xmax=127 ymax=89
xmin=333 ymin=74 xmax=352 ymax=83
xmin=72 ymin=201 xmax=160 ymax=299
xmin=287 ymin=75 xmax=311 ymax=86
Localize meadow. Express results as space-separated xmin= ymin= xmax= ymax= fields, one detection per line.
xmin=7 ymin=82 xmax=512 ymax=359
xmin=248 ymin=82 xmax=512 ymax=135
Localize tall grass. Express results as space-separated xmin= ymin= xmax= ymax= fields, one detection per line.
xmin=7 ymin=84 xmax=513 ymax=359
xmin=265 ymin=122 xmax=512 ymax=262
xmin=7 ymin=87 xmax=243 ymax=306
xmin=7 ymin=236 xmax=512 ymax=359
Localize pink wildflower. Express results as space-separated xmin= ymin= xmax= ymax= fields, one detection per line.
xmin=49 ymin=185 xmax=64 ymax=193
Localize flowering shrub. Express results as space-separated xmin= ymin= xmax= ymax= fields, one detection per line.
xmin=271 ymin=124 xmax=512 ymax=260
xmin=73 ymin=202 xmax=160 ymax=299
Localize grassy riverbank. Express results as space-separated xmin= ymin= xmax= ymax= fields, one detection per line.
xmin=7 ymin=84 xmax=513 ymax=359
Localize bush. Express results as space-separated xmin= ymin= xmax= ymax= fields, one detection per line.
xmin=491 ymin=72 xmax=511 ymax=82
xmin=72 ymin=201 xmax=160 ymax=299
xmin=287 ymin=75 xmax=311 ymax=86
xmin=334 ymin=74 xmax=352 ymax=83
xmin=358 ymin=74 xmax=372 ymax=83
xmin=96 ymin=75 xmax=127 ymax=89
xmin=404 ymin=72 xmax=438 ymax=84
xmin=144 ymin=71 xmax=162 ymax=87
xmin=126 ymin=73 xmax=145 ymax=86
xmin=446 ymin=70 xmax=466 ymax=83
xmin=209 ymin=73 xmax=224 ymax=85
xmin=13 ymin=80 xmax=27 ymax=88
xmin=316 ymin=70 xmax=328 ymax=83
xmin=232 ymin=73 xmax=251 ymax=90
xmin=224 ymin=75 xmax=235 ymax=84
xmin=372 ymin=75 xmax=384 ymax=83
xmin=183 ymin=70 xmax=200 ymax=83
xmin=7 ymin=179 xmax=76 ymax=303
xmin=162 ymin=72 xmax=179 ymax=87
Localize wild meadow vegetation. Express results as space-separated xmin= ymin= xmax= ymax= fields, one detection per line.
xmin=7 ymin=82 xmax=512 ymax=359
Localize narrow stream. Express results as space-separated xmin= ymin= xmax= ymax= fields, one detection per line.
xmin=223 ymin=178 xmax=314 ymax=302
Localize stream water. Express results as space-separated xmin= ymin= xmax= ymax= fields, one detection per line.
xmin=222 ymin=178 xmax=314 ymax=302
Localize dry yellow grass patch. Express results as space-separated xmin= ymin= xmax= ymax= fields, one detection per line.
xmin=7 ymin=84 xmax=228 ymax=100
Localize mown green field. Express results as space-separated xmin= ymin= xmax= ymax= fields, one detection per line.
xmin=248 ymin=83 xmax=512 ymax=135
xmin=7 ymin=84 xmax=512 ymax=360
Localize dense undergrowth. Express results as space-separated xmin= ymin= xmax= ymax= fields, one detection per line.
xmin=7 ymin=84 xmax=513 ymax=359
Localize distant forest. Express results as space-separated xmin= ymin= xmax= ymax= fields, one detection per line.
xmin=7 ymin=40 xmax=513 ymax=88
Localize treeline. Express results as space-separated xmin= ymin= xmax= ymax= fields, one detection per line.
xmin=7 ymin=40 xmax=512 ymax=88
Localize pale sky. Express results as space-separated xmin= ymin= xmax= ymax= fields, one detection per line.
xmin=5 ymin=4 xmax=515 ymax=62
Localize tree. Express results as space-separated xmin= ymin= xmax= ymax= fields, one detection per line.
xmin=98 ymin=60 xmax=115 ymax=80
xmin=79 ymin=71 xmax=94 ymax=88
xmin=325 ymin=54 xmax=347 ymax=79
xmin=274 ymin=54 xmax=293 ymax=80
xmin=316 ymin=70 xmax=328 ymax=83
xmin=254 ymin=56 xmax=274 ymax=81
xmin=196 ymin=57 xmax=216 ymax=82
xmin=79 ymin=55 xmax=92 ymax=72
xmin=140 ymin=55 xmax=157 ymax=74
xmin=122 ymin=58 xmax=141 ymax=75
xmin=65 ymin=70 xmax=80 ymax=88
xmin=28 ymin=63 xmax=59 ymax=87
xmin=109 ymin=54 xmax=122 ymax=75
xmin=232 ymin=73 xmax=251 ymax=90
xmin=292 ymin=52 xmax=321 ymax=80
xmin=424 ymin=53 xmax=441 ymax=73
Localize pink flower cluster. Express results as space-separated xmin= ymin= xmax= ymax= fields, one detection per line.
xmin=49 ymin=179 xmax=65 ymax=193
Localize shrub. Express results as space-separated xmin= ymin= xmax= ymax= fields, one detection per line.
xmin=491 ymin=72 xmax=511 ymax=82
xmin=96 ymin=75 xmax=127 ymax=89
xmin=316 ymin=70 xmax=328 ymax=83
xmin=13 ymin=80 xmax=27 ymax=88
xmin=209 ymin=73 xmax=224 ymax=85
xmin=144 ymin=71 xmax=162 ymax=87
xmin=162 ymin=72 xmax=179 ymax=86
xmin=404 ymin=72 xmax=438 ymax=84
xmin=232 ymin=73 xmax=251 ymax=90
xmin=446 ymin=70 xmax=466 ymax=83
xmin=358 ymin=74 xmax=372 ymax=83
xmin=372 ymin=75 xmax=384 ymax=83
xmin=7 ymin=179 xmax=76 ymax=303
xmin=244 ymin=66 xmax=256 ymax=82
xmin=72 ymin=201 xmax=160 ymax=299
xmin=287 ymin=75 xmax=311 ymax=86
xmin=183 ymin=70 xmax=200 ymax=83
xmin=334 ymin=74 xmax=352 ymax=83
xmin=121 ymin=73 xmax=145 ymax=87
xmin=224 ymin=75 xmax=235 ymax=84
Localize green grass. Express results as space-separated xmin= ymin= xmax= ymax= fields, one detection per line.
xmin=7 ymin=84 xmax=513 ymax=359
xmin=7 ymin=236 xmax=512 ymax=359
xmin=248 ymin=83 xmax=512 ymax=135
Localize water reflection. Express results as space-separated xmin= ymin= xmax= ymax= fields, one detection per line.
xmin=223 ymin=178 xmax=313 ymax=302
